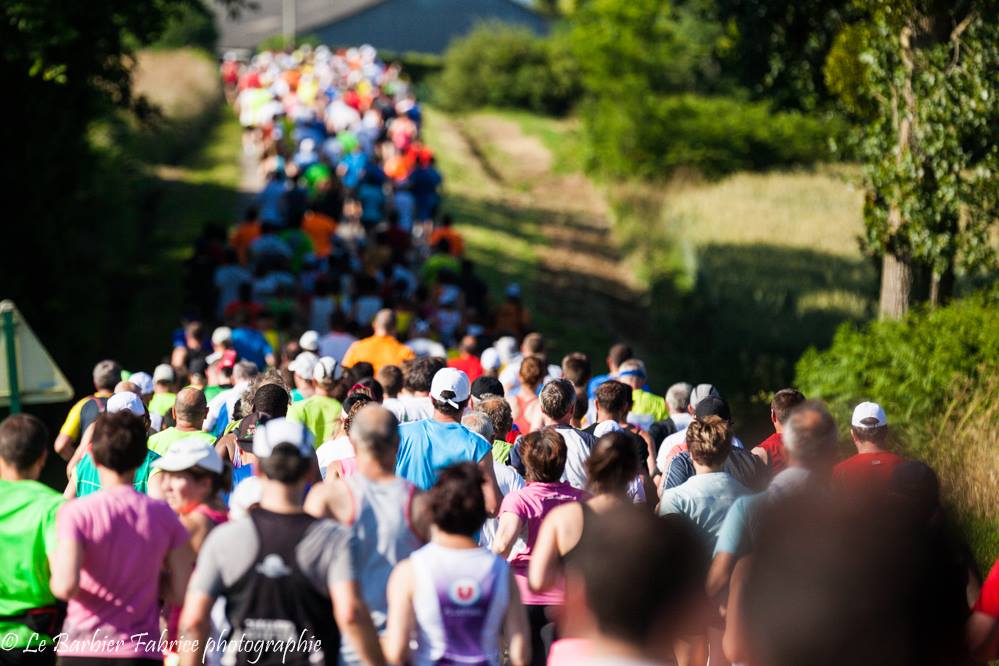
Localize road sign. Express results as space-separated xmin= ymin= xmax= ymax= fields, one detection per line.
xmin=0 ymin=300 xmax=74 ymax=412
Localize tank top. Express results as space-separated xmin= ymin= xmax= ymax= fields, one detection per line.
xmin=345 ymin=475 xmax=422 ymax=630
xmin=222 ymin=509 xmax=340 ymax=666
xmin=410 ymin=542 xmax=509 ymax=666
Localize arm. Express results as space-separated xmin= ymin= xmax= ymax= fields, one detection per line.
xmin=707 ymin=552 xmax=738 ymax=600
xmin=751 ymin=446 xmax=768 ymax=466
xmin=503 ymin=571 xmax=531 ymax=666
xmin=408 ymin=491 xmax=433 ymax=543
xmin=722 ymin=556 xmax=752 ymax=663
xmin=147 ymin=469 xmax=165 ymax=500
xmin=478 ymin=452 xmax=502 ymax=517
xmin=527 ymin=507 xmax=566 ymax=593
xmin=54 ymin=433 xmax=77 ymax=462
xmin=967 ymin=612 xmax=999 ymax=661
xmin=638 ymin=429 xmax=657 ymax=477
xmin=178 ymin=591 xmax=214 ymax=666
xmin=332 ymin=580 xmax=385 ymax=666
xmin=384 ymin=560 xmax=416 ymax=665
xmin=49 ymin=535 xmax=83 ymax=600
xmin=304 ymin=480 xmax=354 ymax=524
xmin=64 ymin=425 xmax=93 ymax=477
xmin=162 ymin=541 xmax=196 ymax=607
xmin=492 ymin=512 xmax=524 ymax=560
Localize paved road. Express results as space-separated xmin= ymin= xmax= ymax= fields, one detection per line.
xmin=215 ymin=0 xmax=378 ymax=50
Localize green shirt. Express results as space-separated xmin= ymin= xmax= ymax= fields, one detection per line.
xmin=148 ymin=427 xmax=216 ymax=456
xmin=493 ymin=440 xmax=513 ymax=464
xmin=631 ymin=388 xmax=668 ymax=423
xmin=203 ymin=385 xmax=225 ymax=402
xmin=148 ymin=392 xmax=177 ymax=417
xmin=287 ymin=395 xmax=342 ymax=445
xmin=75 ymin=450 xmax=161 ymax=498
xmin=0 ymin=480 xmax=65 ymax=647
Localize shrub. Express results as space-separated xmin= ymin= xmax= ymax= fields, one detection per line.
xmin=795 ymin=287 xmax=999 ymax=429
xmin=584 ymin=93 xmax=847 ymax=179
xmin=153 ymin=0 xmax=218 ymax=53
xmin=434 ymin=23 xmax=580 ymax=116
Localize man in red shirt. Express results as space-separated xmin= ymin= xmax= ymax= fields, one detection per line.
xmin=751 ymin=388 xmax=805 ymax=474
xmin=447 ymin=334 xmax=484 ymax=383
xmin=833 ymin=401 xmax=904 ymax=483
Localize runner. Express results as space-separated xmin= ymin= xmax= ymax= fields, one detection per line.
xmin=615 ymin=359 xmax=668 ymax=429
xmin=178 ymin=418 xmax=384 ymax=666
xmin=341 ymin=310 xmax=415 ymax=372
xmin=287 ymin=357 xmax=344 ymax=444
xmin=384 ymin=463 xmax=529 ymax=666
xmin=750 ymin=388 xmax=805 ymax=473
xmin=834 ymin=401 xmax=904 ymax=484
xmin=492 ymin=429 xmax=589 ymax=666
xmin=54 ymin=359 xmax=120 ymax=460
xmin=148 ymin=387 xmax=216 ymax=456
xmin=460 ymin=410 xmax=525 ymax=549
xmin=509 ymin=357 xmax=545 ymax=435
xmin=395 ymin=368 xmax=501 ymax=515
xmin=50 ymin=411 xmax=194 ymax=665
xmin=0 ymin=414 xmax=65 ymax=665
xmin=306 ymin=405 xmax=426 ymax=664
xmin=314 ymin=389 xmax=377 ymax=478
xmin=537 ymin=379 xmax=595 ymax=490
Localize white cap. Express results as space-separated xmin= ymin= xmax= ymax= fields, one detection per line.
xmin=313 ymin=356 xmax=343 ymax=382
xmin=480 ymin=347 xmax=501 ymax=371
xmin=107 ymin=391 xmax=145 ymax=416
xmin=153 ymin=437 xmax=225 ymax=474
xmin=690 ymin=383 xmax=721 ymax=408
xmin=153 ymin=364 xmax=176 ymax=384
xmin=289 ymin=351 xmax=319 ymax=378
xmin=430 ymin=367 xmax=470 ymax=409
xmin=851 ymin=401 xmax=887 ymax=428
xmin=129 ymin=372 xmax=153 ymax=395
xmin=593 ymin=419 xmax=623 ymax=438
xmin=212 ymin=326 xmax=233 ymax=346
xmin=253 ymin=417 xmax=315 ymax=459
xmin=229 ymin=476 xmax=262 ymax=520
xmin=299 ymin=330 xmax=320 ymax=352
xmin=495 ymin=336 xmax=517 ymax=363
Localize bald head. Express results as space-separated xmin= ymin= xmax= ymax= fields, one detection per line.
xmin=115 ymin=381 xmax=140 ymax=394
xmin=783 ymin=400 xmax=839 ymax=470
xmin=373 ymin=309 xmax=396 ymax=335
xmin=349 ymin=404 xmax=400 ymax=468
xmin=174 ymin=387 xmax=208 ymax=427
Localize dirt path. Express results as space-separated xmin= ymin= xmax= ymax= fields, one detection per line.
xmin=430 ymin=110 xmax=657 ymax=361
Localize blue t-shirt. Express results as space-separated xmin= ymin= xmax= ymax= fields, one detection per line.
xmin=395 ymin=420 xmax=492 ymax=490
xmin=231 ymin=327 xmax=272 ymax=369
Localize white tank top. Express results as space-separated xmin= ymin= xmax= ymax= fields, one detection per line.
xmin=410 ymin=542 xmax=510 ymax=666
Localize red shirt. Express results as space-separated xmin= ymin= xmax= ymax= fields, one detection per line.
xmin=448 ymin=354 xmax=484 ymax=383
xmin=833 ymin=451 xmax=905 ymax=484
xmin=755 ymin=432 xmax=787 ymax=473
xmin=975 ymin=559 xmax=999 ymax=617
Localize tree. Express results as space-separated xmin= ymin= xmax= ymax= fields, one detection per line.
xmin=825 ymin=0 xmax=999 ymax=318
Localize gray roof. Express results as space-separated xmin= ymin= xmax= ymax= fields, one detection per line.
xmin=215 ymin=0 xmax=383 ymax=50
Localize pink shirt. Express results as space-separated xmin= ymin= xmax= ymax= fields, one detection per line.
xmin=499 ymin=481 xmax=588 ymax=605
xmin=56 ymin=486 xmax=190 ymax=658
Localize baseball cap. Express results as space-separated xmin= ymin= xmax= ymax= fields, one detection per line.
xmin=299 ymin=330 xmax=320 ymax=352
xmin=851 ymin=401 xmax=887 ymax=428
xmin=153 ymin=364 xmax=175 ymax=384
xmin=253 ymin=417 xmax=315 ymax=459
xmin=480 ymin=347 xmax=501 ymax=371
xmin=495 ymin=336 xmax=517 ymax=363
xmin=313 ymin=356 xmax=343 ymax=382
xmin=695 ymin=396 xmax=731 ymax=422
xmin=430 ymin=367 xmax=471 ymax=409
xmin=129 ymin=372 xmax=153 ymax=396
xmin=290 ymin=351 xmax=320 ymax=378
xmin=153 ymin=437 xmax=225 ymax=474
xmin=471 ymin=375 xmax=504 ymax=399
xmin=690 ymin=384 xmax=721 ymax=408
xmin=212 ymin=326 xmax=233 ymax=346
xmin=107 ymin=392 xmax=146 ymax=416
xmin=220 ymin=349 xmax=238 ymax=370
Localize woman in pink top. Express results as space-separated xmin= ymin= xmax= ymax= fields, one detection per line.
xmin=493 ymin=429 xmax=588 ymax=666
xmin=50 ymin=412 xmax=194 ymax=666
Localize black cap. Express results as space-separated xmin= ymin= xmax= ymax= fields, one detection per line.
xmin=694 ymin=396 xmax=731 ymax=422
xmin=471 ymin=375 xmax=504 ymax=399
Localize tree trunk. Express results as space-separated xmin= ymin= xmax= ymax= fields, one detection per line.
xmin=929 ymin=265 xmax=955 ymax=307
xmin=879 ymin=252 xmax=913 ymax=319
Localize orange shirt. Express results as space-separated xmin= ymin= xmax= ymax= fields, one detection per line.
xmin=302 ymin=211 xmax=337 ymax=258
xmin=341 ymin=335 xmax=415 ymax=373
xmin=429 ymin=228 xmax=464 ymax=256
xmin=230 ymin=222 xmax=261 ymax=265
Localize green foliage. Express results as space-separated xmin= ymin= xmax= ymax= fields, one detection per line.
xmin=827 ymin=1 xmax=999 ymax=304
xmin=584 ymin=93 xmax=846 ymax=179
xmin=153 ymin=0 xmax=218 ymax=52
xmin=257 ymin=33 xmax=321 ymax=52
xmin=434 ymin=23 xmax=581 ymax=115
xmin=796 ymin=286 xmax=999 ymax=426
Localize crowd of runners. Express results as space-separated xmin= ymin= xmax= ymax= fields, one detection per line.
xmin=3 ymin=43 xmax=999 ymax=666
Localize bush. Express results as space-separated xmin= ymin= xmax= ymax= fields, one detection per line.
xmin=153 ymin=0 xmax=218 ymax=52
xmin=796 ymin=287 xmax=999 ymax=428
xmin=434 ymin=23 xmax=580 ymax=116
xmin=584 ymin=93 xmax=847 ymax=179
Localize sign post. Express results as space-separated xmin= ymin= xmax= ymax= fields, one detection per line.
xmin=1 ymin=304 xmax=20 ymax=414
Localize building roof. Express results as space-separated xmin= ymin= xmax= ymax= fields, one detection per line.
xmin=215 ymin=0 xmax=383 ymax=50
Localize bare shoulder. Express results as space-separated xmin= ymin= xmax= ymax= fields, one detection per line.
xmin=305 ymin=477 xmax=353 ymax=522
